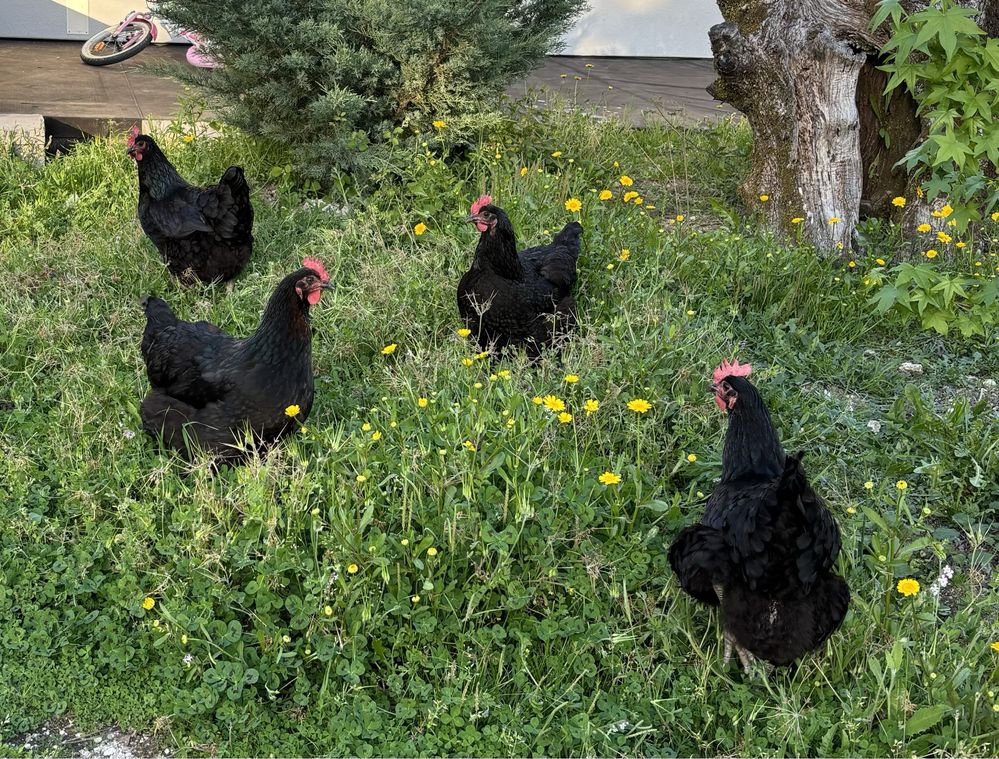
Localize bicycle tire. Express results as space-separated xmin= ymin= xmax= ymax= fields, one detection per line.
xmin=80 ymin=22 xmax=153 ymax=66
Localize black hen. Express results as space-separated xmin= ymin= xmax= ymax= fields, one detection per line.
xmin=668 ymin=360 xmax=849 ymax=670
xmin=139 ymin=258 xmax=332 ymax=461
xmin=458 ymin=195 xmax=582 ymax=359
xmin=127 ymin=128 xmax=253 ymax=283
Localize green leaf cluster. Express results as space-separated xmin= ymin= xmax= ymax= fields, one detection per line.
xmin=875 ymin=0 xmax=999 ymax=213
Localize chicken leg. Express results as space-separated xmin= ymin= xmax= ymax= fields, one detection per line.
xmin=714 ymin=583 xmax=756 ymax=675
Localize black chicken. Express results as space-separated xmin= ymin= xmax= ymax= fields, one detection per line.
xmin=127 ymin=127 xmax=253 ymax=283
xmin=459 ymin=195 xmax=583 ymax=359
xmin=139 ymin=258 xmax=332 ymax=461
xmin=668 ymin=360 xmax=849 ymax=671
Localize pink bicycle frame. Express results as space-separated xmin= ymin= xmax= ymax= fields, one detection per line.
xmin=115 ymin=11 xmax=158 ymax=48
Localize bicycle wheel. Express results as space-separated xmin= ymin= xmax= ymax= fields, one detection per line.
xmin=80 ymin=21 xmax=154 ymax=66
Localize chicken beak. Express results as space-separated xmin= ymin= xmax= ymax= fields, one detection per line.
xmin=319 ymin=281 xmax=335 ymax=291
xmin=465 ymin=213 xmax=480 ymax=225
xmin=709 ymin=383 xmax=719 ymax=394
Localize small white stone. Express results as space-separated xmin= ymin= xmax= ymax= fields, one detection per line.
xmin=983 ymin=378 xmax=996 ymax=389
xmin=898 ymin=362 xmax=923 ymax=375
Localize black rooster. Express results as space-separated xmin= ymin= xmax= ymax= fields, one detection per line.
xmin=139 ymin=258 xmax=332 ymax=461
xmin=127 ymin=128 xmax=253 ymax=283
xmin=458 ymin=195 xmax=582 ymax=359
xmin=668 ymin=360 xmax=849 ymax=671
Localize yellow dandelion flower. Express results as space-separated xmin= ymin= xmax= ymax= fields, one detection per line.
xmin=532 ymin=396 xmax=543 ymax=405
xmin=846 ymin=506 xmax=857 ymax=514
xmin=285 ymin=404 xmax=301 ymax=417
xmin=864 ymin=480 xmax=874 ymax=490
xmin=462 ymin=358 xmax=473 ymax=366
xmin=955 ymin=241 xmax=966 ymax=248
xmin=627 ymin=398 xmax=652 ymax=413
xmin=497 ymin=370 xmax=510 ymax=379
xmin=991 ymin=642 xmax=999 ymax=652
xmin=418 ymin=397 xmax=428 ymax=408
xmin=182 ymin=134 xmax=194 ymax=143
xmin=142 ymin=597 xmax=155 ymax=610
xmin=463 ymin=440 xmax=476 ymax=451
xmin=382 ymin=343 xmax=398 ymax=355
xmin=427 ymin=547 xmax=438 ymax=557
xmin=619 ymin=249 xmax=630 ymax=261
xmin=457 ymin=328 xmax=471 ymax=337
xmin=361 ymin=422 xmax=371 ymax=432
xmin=475 ymin=351 xmax=490 ymax=360
xmin=599 ymin=190 xmax=613 ymax=201
xmin=991 ymin=212 xmax=999 ymax=222
xmin=896 ymin=480 xmax=908 ymax=490
xmin=828 ymin=216 xmax=842 ymax=224
xmin=896 ymin=578 xmax=920 ymax=597
xmin=891 ymin=196 xmax=906 ymax=208
xmin=619 ymin=175 xmax=633 ymax=187
xmin=520 ymin=167 xmax=528 ymax=177
xmin=917 ymin=223 xmax=932 ymax=233
xmin=558 ymin=412 xmax=573 ymax=424
xmin=925 ymin=250 xmax=938 ymax=259
xmin=947 ymin=219 xmax=957 ymax=227
xmin=473 ymin=382 xmax=483 ymax=389
xmin=565 ymin=198 xmax=582 ymax=213
xmin=633 ymin=196 xmax=644 ymax=205
xmin=584 ymin=399 xmax=599 ymax=414
xmin=936 ymin=231 xmax=951 ymax=244
xmin=598 ymin=471 xmax=622 ymax=486
xmin=542 ymin=395 xmax=566 ymax=412
xmin=759 ymin=194 xmax=769 ymax=202
xmin=790 ymin=217 xmax=804 ymax=224
xmin=347 ymin=563 xmax=359 ymax=574
xmin=848 ymin=260 xmax=856 ymax=268
xmin=686 ymin=453 xmax=697 ymax=462
xmin=432 ymin=120 xmax=446 ymax=129
xmin=551 ymin=151 xmax=563 ymax=157
xmin=414 ymin=223 xmax=427 ymax=236
xmin=564 ymin=374 xmax=580 ymax=383
xmin=371 ymin=431 xmax=382 ymax=441
xmin=623 ymin=191 xmax=638 ymax=203
xmin=941 ymin=204 xmax=953 ymax=217
xmin=675 ymin=214 xmax=685 ymax=222
xmin=324 ymin=605 xmax=333 ymax=616
xmin=876 ymin=258 xmax=886 ymax=265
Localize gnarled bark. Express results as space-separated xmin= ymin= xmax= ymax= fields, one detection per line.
xmin=707 ymin=2 xmax=875 ymax=252
xmin=709 ymin=0 xmax=998 ymax=254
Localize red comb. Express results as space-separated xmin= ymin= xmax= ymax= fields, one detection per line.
xmin=713 ymin=359 xmax=752 ymax=385
xmin=126 ymin=125 xmax=139 ymax=147
xmin=303 ymin=257 xmax=329 ymax=282
xmin=470 ymin=194 xmax=492 ymax=215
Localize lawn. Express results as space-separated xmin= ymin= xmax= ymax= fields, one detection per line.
xmin=1 ymin=101 xmax=997 ymax=757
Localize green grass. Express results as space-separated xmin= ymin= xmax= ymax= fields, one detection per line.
xmin=1 ymin=102 xmax=998 ymax=757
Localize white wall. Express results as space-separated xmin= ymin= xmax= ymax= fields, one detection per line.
xmin=0 ymin=0 xmax=181 ymax=40
xmin=1 ymin=0 xmax=723 ymax=58
xmin=561 ymin=0 xmax=722 ymax=58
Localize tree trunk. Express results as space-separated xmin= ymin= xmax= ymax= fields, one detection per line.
xmin=707 ymin=2 xmax=876 ymax=253
xmin=708 ymin=0 xmax=997 ymax=254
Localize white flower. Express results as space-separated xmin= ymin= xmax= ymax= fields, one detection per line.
xmin=866 ymin=420 xmax=881 ymax=434
xmin=183 ymin=653 xmax=194 ymax=666
xmin=928 ymin=565 xmax=954 ymax=598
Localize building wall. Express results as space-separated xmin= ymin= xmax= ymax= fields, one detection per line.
xmin=0 ymin=0 xmax=723 ymax=58
xmin=562 ymin=0 xmax=722 ymax=58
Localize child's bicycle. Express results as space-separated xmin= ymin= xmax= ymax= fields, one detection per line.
xmin=80 ymin=5 xmax=219 ymax=68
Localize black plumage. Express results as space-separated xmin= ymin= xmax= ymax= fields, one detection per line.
xmin=139 ymin=260 xmax=332 ymax=461
xmin=668 ymin=361 xmax=850 ymax=670
xmin=128 ymin=131 xmax=253 ymax=283
xmin=458 ymin=195 xmax=583 ymax=359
